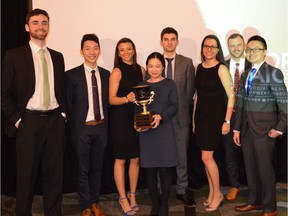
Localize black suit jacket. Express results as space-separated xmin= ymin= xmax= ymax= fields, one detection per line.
xmin=1 ymin=44 xmax=66 ymax=137
xmin=65 ymin=64 xmax=110 ymax=143
xmin=234 ymin=62 xmax=287 ymax=137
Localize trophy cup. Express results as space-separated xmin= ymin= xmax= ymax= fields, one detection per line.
xmin=133 ymin=85 xmax=155 ymax=129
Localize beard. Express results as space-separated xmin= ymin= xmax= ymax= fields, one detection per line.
xmin=29 ymin=31 xmax=48 ymax=41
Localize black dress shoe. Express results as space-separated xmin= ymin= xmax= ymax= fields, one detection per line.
xmin=176 ymin=193 xmax=196 ymax=207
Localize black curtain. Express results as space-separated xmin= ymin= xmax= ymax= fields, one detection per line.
xmin=1 ymin=0 xmax=31 ymax=196
xmin=1 ymin=0 xmax=286 ymax=197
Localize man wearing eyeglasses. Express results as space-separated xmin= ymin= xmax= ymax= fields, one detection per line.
xmin=223 ymin=33 xmax=251 ymax=201
xmin=233 ymin=35 xmax=287 ymax=216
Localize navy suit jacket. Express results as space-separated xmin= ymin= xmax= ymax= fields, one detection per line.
xmin=65 ymin=64 xmax=110 ymax=143
xmin=1 ymin=44 xmax=66 ymax=137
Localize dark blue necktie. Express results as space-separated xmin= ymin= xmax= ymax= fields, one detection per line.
xmin=166 ymin=58 xmax=174 ymax=79
xmin=91 ymin=70 xmax=101 ymax=121
xmin=247 ymin=68 xmax=257 ymax=95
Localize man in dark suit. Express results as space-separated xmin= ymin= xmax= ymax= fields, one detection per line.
xmin=66 ymin=34 xmax=110 ymax=216
xmin=233 ymin=35 xmax=287 ymax=216
xmin=223 ymin=33 xmax=251 ymax=200
xmin=1 ymin=9 xmax=66 ymax=216
xmin=160 ymin=27 xmax=196 ymax=206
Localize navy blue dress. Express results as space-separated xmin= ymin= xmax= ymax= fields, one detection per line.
xmin=138 ymin=79 xmax=178 ymax=168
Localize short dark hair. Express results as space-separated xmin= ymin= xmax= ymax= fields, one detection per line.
xmin=81 ymin=34 xmax=100 ymax=49
xmin=227 ymin=33 xmax=244 ymax=43
xmin=247 ymin=35 xmax=267 ymax=50
xmin=146 ymin=52 xmax=165 ymax=69
xmin=160 ymin=27 xmax=178 ymax=40
xmin=26 ymin=8 xmax=50 ymax=24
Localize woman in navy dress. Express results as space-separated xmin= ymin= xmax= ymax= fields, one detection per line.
xmin=136 ymin=52 xmax=178 ymax=216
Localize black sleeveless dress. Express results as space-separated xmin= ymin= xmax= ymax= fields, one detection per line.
xmin=195 ymin=63 xmax=226 ymax=151
xmin=109 ymin=62 xmax=143 ymax=159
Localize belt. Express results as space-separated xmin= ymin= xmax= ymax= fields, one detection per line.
xmin=26 ymin=108 xmax=60 ymax=116
xmin=85 ymin=119 xmax=105 ymax=126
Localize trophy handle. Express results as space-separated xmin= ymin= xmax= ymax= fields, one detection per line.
xmin=147 ymin=91 xmax=155 ymax=105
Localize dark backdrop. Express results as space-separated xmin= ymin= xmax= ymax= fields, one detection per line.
xmin=1 ymin=0 xmax=287 ymax=197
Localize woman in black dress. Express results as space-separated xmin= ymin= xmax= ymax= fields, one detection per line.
xmin=109 ymin=38 xmax=145 ymax=215
xmin=192 ymin=35 xmax=234 ymax=212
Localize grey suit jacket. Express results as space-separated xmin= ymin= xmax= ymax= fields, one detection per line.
xmin=173 ymin=54 xmax=195 ymax=126
xmin=234 ymin=62 xmax=287 ymax=137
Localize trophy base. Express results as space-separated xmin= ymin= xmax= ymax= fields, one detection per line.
xmin=134 ymin=113 xmax=153 ymax=129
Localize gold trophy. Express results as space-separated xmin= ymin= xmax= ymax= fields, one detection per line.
xmin=133 ymin=85 xmax=155 ymax=129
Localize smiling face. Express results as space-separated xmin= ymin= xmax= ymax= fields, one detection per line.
xmin=246 ymin=40 xmax=267 ymax=65
xmin=25 ymin=14 xmax=49 ymax=42
xmin=81 ymin=40 xmax=100 ymax=67
xmin=202 ymin=38 xmax=219 ymax=61
xmin=147 ymin=57 xmax=164 ymax=80
xmin=228 ymin=36 xmax=245 ymax=60
xmin=118 ymin=42 xmax=135 ymax=64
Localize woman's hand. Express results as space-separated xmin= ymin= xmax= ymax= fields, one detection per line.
xmin=222 ymin=122 xmax=230 ymax=135
xmin=151 ymin=114 xmax=162 ymax=129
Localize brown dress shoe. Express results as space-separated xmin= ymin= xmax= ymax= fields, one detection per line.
xmin=82 ymin=208 xmax=92 ymax=216
xmin=226 ymin=187 xmax=240 ymax=200
xmin=91 ymin=203 xmax=106 ymax=216
xmin=261 ymin=210 xmax=278 ymax=216
xmin=235 ymin=204 xmax=263 ymax=212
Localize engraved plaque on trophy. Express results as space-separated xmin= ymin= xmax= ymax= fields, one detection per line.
xmin=133 ymin=85 xmax=155 ymax=129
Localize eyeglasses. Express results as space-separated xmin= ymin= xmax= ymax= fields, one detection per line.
xmin=203 ymin=45 xmax=218 ymax=50
xmin=245 ymin=47 xmax=265 ymax=53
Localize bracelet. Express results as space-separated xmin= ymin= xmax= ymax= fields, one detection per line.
xmin=125 ymin=96 xmax=129 ymax=103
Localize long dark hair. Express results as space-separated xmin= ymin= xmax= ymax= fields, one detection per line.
xmin=114 ymin=37 xmax=140 ymax=70
xmin=201 ymin=34 xmax=226 ymax=65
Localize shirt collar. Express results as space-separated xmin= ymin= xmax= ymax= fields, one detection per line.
xmin=29 ymin=40 xmax=48 ymax=53
xmin=252 ymin=61 xmax=265 ymax=71
xmin=84 ymin=63 xmax=98 ymax=73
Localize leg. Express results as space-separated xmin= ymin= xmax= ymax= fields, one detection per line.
xmin=223 ymin=130 xmax=241 ymax=188
xmin=158 ymin=167 xmax=172 ymax=216
xmin=254 ymin=135 xmax=276 ymax=212
xmin=146 ymin=168 xmax=160 ymax=215
xmin=173 ymin=124 xmax=189 ymax=195
xmin=42 ymin=113 xmax=65 ymax=216
xmin=114 ymin=159 xmax=133 ymax=214
xmin=73 ymin=127 xmax=92 ymax=210
xmin=15 ymin=114 xmax=44 ymax=216
xmin=201 ymin=150 xmax=223 ymax=209
xmin=89 ymin=125 xmax=107 ymax=204
xmin=128 ymin=157 xmax=140 ymax=210
xmin=241 ymin=131 xmax=262 ymax=205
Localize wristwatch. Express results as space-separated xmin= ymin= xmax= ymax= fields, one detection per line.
xmin=224 ymin=120 xmax=230 ymax=124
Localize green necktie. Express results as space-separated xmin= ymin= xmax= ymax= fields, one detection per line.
xmin=40 ymin=49 xmax=50 ymax=109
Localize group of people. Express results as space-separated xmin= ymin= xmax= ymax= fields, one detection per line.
xmin=1 ymin=8 xmax=287 ymax=216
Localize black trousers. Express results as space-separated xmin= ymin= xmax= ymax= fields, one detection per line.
xmin=15 ymin=110 xmax=66 ymax=216
xmin=72 ymin=124 xmax=107 ymax=210
xmin=222 ymin=114 xmax=246 ymax=188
